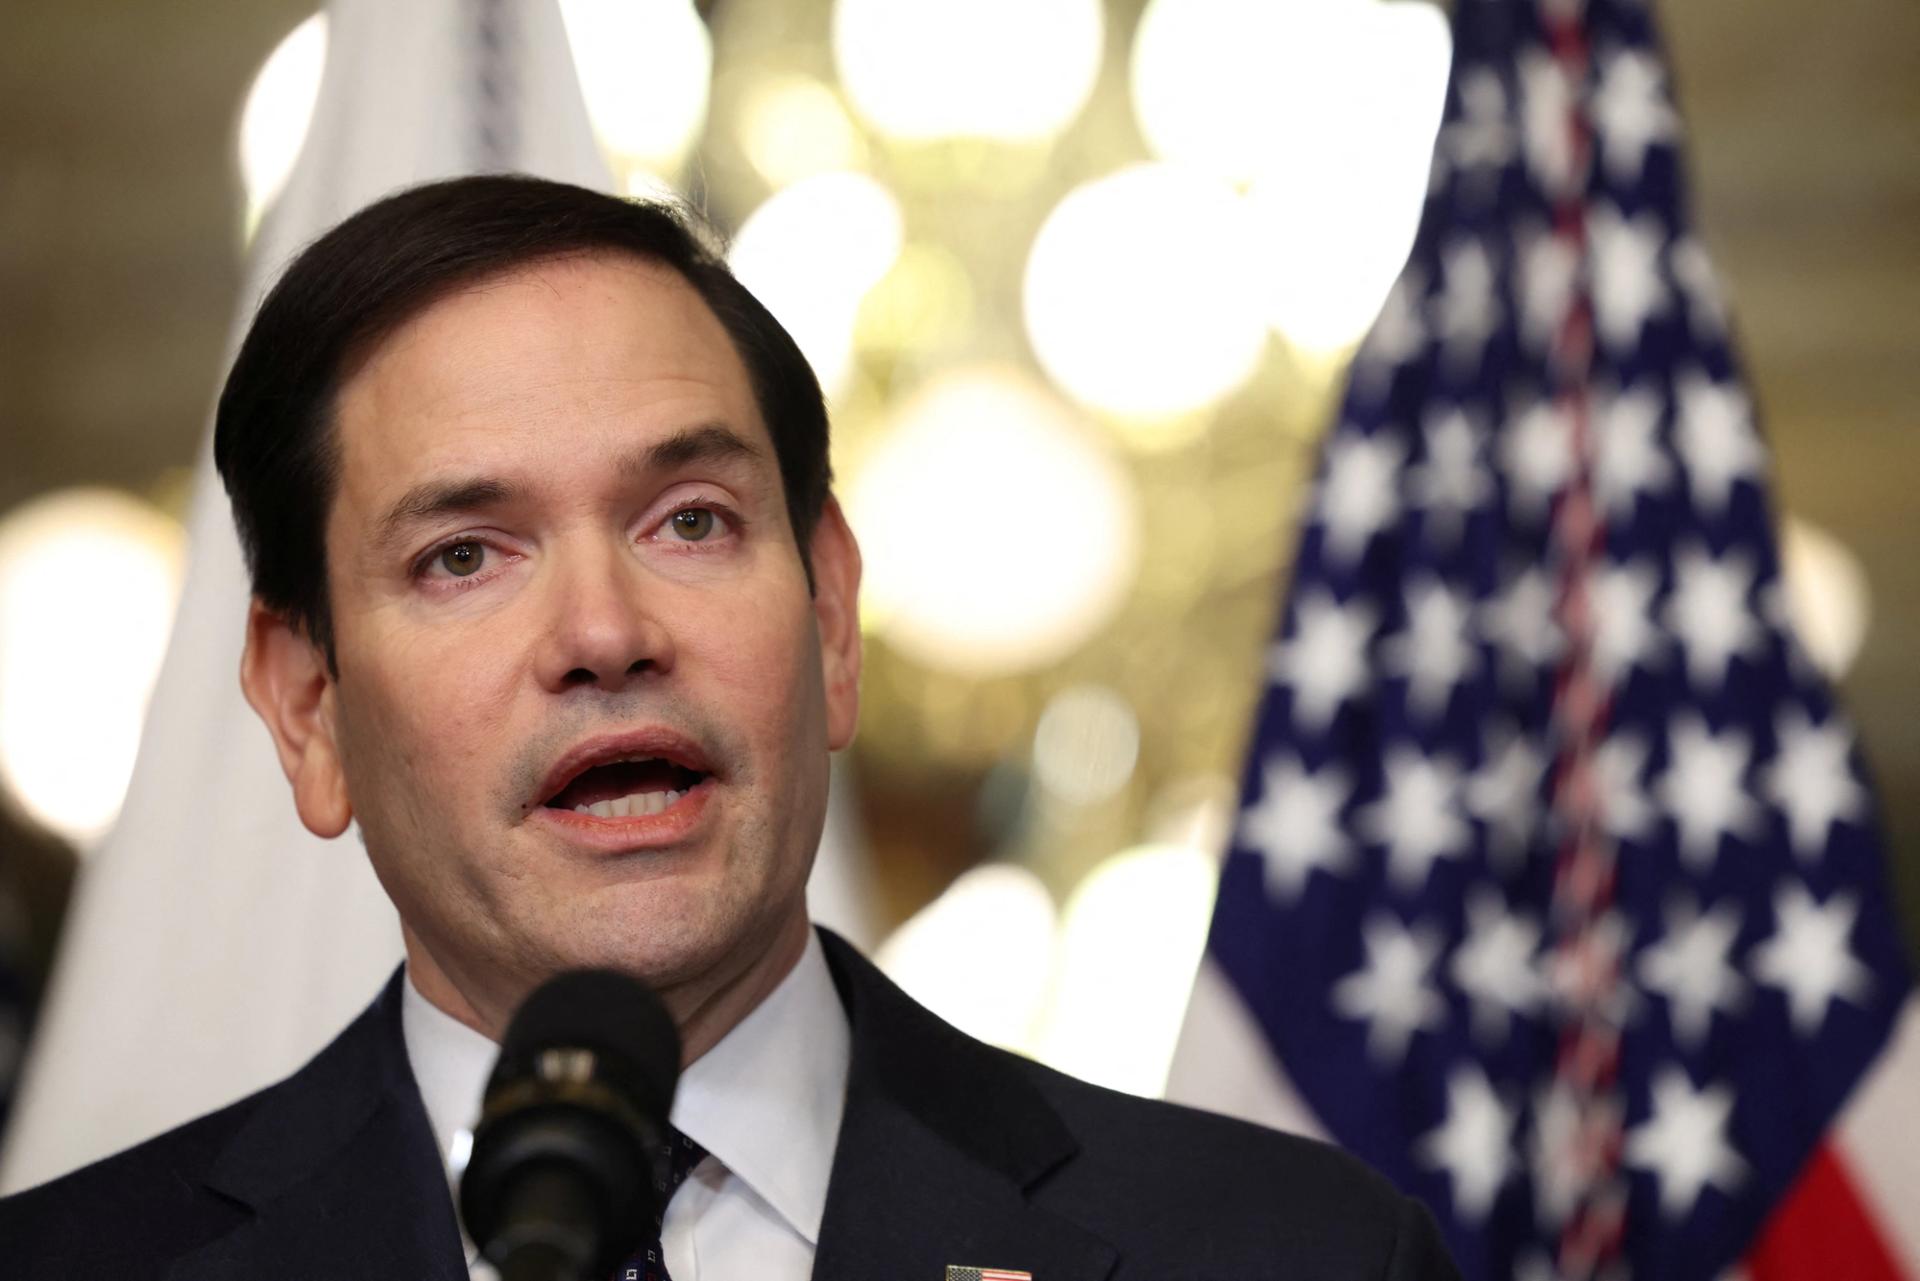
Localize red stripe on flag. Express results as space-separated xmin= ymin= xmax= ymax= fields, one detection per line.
xmin=1746 ymin=1141 xmax=1911 ymax=1281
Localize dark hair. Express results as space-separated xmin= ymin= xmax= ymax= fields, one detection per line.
xmin=214 ymin=173 xmax=831 ymax=663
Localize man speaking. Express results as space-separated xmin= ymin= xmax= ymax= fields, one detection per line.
xmin=0 ymin=176 xmax=1459 ymax=1280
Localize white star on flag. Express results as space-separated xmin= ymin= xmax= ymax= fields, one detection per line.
xmin=1594 ymin=730 xmax=1659 ymax=847
xmin=1518 ymin=225 xmax=1580 ymax=352
xmin=1331 ymin=914 xmax=1447 ymax=1064
xmin=1468 ymin=724 xmax=1548 ymax=871
xmin=1666 ymin=545 xmax=1765 ymax=691
xmin=1658 ymin=715 xmax=1765 ymax=872
xmin=1361 ymin=747 xmax=1473 ymax=894
xmin=1675 ymin=369 xmax=1765 ymax=515
xmin=1670 ymin=236 xmax=1729 ymax=336
xmin=1417 ymin=1066 xmax=1516 ymax=1222
xmin=1451 ymin=889 xmax=1545 ymax=1043
xmin=1588 ymin=202 xmax=1671 ymax=352
xmin=1434 ymin=238 xmax=1501 ymax=373
xmin=1238 ymin=754 xmax=1354 ymax=905
xmin=1441 ymin=66 xmax=1517 ymax=181
xmin=1479 ymin=565 xmax=1562 ymax=689
xmin=1763 ymin=705 xmax=1869 ymax=860
xmin=1316 ymin=432 xmax=1406 ymax=566
xmin=1409 ymin=409 xmax=1491 ymax=550
xmin=1626 ymin=1068 xmax=1747 ymax=1219
xmin=1530 ymin=1080 xmax=1611 ymax=1231
xmin=1518 ymin=47 xmax=1578 ymax=198
xmin=1383 ymin=577 xmax=1479 ymax=723
xmin=1760 ymin=579 xmax=1835 ymax=686
xmin=1752 ymin=881 xmax=1873 ymax=1036
xmin=1269 ymin=591 xmax=1377 ymax=732
xmin=1636 ymin=895 xmax=1747 ymax=1050
xmin=1590 ymin=558 xmax=1666 ymax=688
xmin=1500 ymin=396 xmax=1573 ymax=521
xmin=1591 ymin=46 xmax=1677 ymax=182
xmin=1594 ymin=380 xmax=1673 ymax=517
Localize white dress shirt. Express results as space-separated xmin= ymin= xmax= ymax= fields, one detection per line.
xmin=402 ymin=931 xmax=851 ymax=1281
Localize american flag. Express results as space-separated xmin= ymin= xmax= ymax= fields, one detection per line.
xmin=1199 ymin=0 xmax=1913 ymax=1278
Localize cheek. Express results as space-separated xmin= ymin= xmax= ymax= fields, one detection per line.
xmin=697 ymin=592 xmax=832 ymax=868
xmin=697 ymin=588 xmax=826 ymax=741
xmin=337 ymin=632 xmax=523 ymax=818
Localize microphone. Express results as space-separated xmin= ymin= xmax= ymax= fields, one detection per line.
xmin=459 ymin=970 xmax=682 ymax=1281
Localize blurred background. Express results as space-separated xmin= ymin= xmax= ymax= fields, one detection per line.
xmin=0 ymin=0 xmax=1915 ymax=1170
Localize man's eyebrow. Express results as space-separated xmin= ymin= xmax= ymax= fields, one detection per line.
xmin=371 ymin=424 xmax=766 ymax=552
xmin=374 ymin=477 xmax=519 ymax=552
xmin=620 ymin=422 xmax=766 ymax=477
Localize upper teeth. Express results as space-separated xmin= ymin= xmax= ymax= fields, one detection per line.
xmin=576 ymin=789 xmax=683 ymax=819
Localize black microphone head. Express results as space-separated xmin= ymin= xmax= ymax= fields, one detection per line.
xmin=460 ymin=969 xmax=683 ymax=1281
xmin=492 ymin=968 xmax=681 ymax=1118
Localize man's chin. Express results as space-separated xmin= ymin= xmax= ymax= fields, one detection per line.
xmin=537 ymin=889 xmax=745 ymax=987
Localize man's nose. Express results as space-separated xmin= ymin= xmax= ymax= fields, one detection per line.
xmin=535 ymin=541 xmax=675 ymax=694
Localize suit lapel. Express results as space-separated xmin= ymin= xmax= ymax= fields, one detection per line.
xmin=814 ymin=931 xmax=1118 ymax=1281
xmin=167 ymin=969 xmax=468 ymax=1281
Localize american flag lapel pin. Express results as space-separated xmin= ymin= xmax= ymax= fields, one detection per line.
xmin=945 ymin=1269 xmax=1032 ymax=1281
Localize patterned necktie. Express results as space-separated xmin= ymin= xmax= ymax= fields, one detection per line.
xmin=613 ymin=1127 xmax=708 ymax=1281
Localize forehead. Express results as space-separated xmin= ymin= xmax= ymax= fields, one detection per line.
xmin=330 ymin=252 xmax=767 ymax=504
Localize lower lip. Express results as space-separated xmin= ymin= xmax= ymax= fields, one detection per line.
xmin=529 ymin=777 xmax=716 ymax=852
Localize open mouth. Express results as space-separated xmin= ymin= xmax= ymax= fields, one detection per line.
xmin=543 ymin=756 xmax=711 ymax=819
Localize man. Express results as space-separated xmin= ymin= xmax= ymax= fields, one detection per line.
xmin=0 ymin=176 xmax=1460 ymax=1280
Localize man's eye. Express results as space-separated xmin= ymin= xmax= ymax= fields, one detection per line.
xmin=439 ymin=541 xmax=486 ymax=576
xmin=668 ymin=508 xmax=716 ymax=542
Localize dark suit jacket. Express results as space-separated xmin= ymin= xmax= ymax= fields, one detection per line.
xmin=0 ymin=930 xmax=1460 ymax=1280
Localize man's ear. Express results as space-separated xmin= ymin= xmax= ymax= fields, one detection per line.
xmin=810 ymin=497 xmax=863 ymax=752
xmin=239 ymin=600 xmax=352 ymax=838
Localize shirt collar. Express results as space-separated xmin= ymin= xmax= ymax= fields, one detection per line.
xmin=401 ymin=929 xmax=850 ymax=1246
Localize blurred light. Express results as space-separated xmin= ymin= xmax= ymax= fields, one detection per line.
xmin=855 ymin=242 xmax=976 ymax=357
xmin=1780 ymin=515 xmax=1871 ymax=678
xmin=1024 ymin=164 xmax=1268 ymax=419
xmin=1106 ymin=409 xmax=1216 ymax=457
xmin=560 ymin=0 xmax=711 ymax=169
xmin=729 ymin=171 xmax=904 ymax=395
xmin=833 ymin=0 xmax=1103 ymax=144
xmin=1036 ymin=844 xmax=1219 ymax=1097
xmin=239 ymin=12 xmax=328 ymax=227
xmin=1132 ymin=0 xmax=1442 ymax=183
xmin=738 ymin=75 xmax=866 ymax=188
xmin=1132 ymin=0 xmax=1452 ymax=352
xmin=0 ymin=490 xmax=185 ymax=845
xmin=876 ymin=864 xmax=1057 ymax=1051
xmin=850 ymin=367 xmax=1138 ymax=676
xmin=1033 ymin=685 xmax=1140 ymax=807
